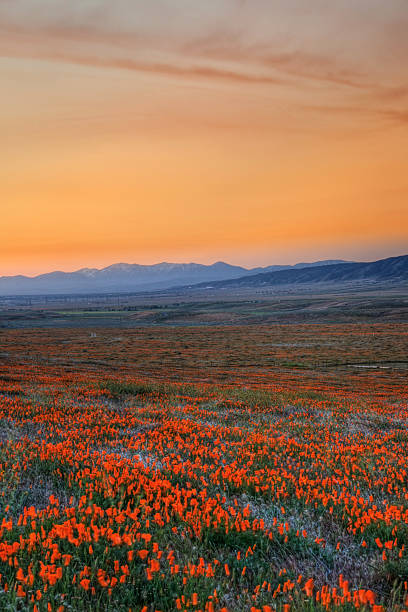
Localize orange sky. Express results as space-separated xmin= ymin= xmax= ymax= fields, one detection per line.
xmin=1 ymin=1 xmax=407 ymax=276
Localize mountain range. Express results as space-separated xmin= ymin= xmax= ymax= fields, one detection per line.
xmin=193 ymin=254 xmax=408 ymax=290
xmin=0 ymin=259 xmax=350 ymax=295
xmin=0 ymin=255 xmax=406 ymax=296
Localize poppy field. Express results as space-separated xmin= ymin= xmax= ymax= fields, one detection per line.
xmin=0 ymin=323 xmax=407 ymax=611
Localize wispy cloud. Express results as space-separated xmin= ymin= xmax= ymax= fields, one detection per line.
xmin=1 ymin=0 xmax=407 ymax=123
xmin=0 ymin=24 xmax=285 ymax=87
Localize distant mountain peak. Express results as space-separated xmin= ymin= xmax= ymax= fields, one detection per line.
xmin=77 ymin=267 xmax=99 ymax=276
xmin=0 ymin=260 xmax=247 ymax=295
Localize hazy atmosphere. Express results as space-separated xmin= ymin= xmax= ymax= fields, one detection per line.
xmin=1 ymin=0 xmax=408 ymax=274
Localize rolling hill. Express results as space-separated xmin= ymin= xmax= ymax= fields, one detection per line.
xmin=192 ymin=254 xmax=408 ymax=290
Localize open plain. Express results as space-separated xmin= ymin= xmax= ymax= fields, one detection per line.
xmin=0 ymin=290 xmax=407 ymax=611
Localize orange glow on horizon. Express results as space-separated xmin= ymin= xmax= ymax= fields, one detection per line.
xmin=1 ymin=2 xmax=407 ymax=276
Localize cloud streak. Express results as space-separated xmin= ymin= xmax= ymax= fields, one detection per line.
xmin=1 ymin=0 xmax=408 ymax=132
xmin=0 ymin=26 xmax=285 ymax=87
xmin=1 ymin=1 xmax=407 ymax=97
xmin=0 ymin=22 xmax=377 ymax=93
xmin=2 ymin=17 xmax=407 ymax=129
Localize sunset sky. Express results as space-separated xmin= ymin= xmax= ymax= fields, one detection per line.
xmin=1 ymin=0 xmax=408 ymax=276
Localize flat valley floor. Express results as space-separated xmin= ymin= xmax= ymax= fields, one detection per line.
xmin=0 ymin=288 xmax=407 ymax=611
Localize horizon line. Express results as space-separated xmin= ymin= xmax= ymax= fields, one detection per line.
xmin=3 ymin=254 xmax=407 ymax=280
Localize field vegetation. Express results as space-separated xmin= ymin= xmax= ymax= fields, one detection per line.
xmin=0 ymin=318 xmax=407 ymax=611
